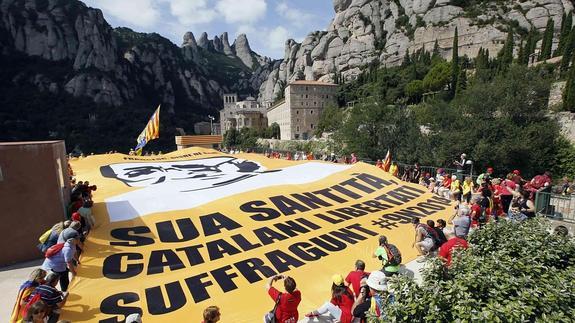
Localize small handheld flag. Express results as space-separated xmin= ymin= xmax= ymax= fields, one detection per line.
xmin=382 ymin=149 xmax=391 ymax=172
xmin=135 ymin=105 xmax=161 ymax=155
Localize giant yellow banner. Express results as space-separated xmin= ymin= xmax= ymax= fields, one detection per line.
xmin=62 ymin=148 xmax=452 ymax=322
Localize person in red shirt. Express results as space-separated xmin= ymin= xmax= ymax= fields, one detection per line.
xmin=438 ymin=236 xmax=469 ymax=267
xmin=306 ymin=274 xmax=355 ymax=323
xmin=266 ymin=274 xmax=301 ymax=323
xmin=470 ymin=191 xmax=492 ymax=228
xmin=345 ymin=260 xmax=370 ymax=297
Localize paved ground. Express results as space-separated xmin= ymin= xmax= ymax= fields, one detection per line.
xmin=0 ymin=258 xmax=43 ymax=322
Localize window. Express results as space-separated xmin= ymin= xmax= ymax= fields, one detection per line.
xmin=296 ymin=110 xmax=299 ymax=114
xmin=310 ymin=110 xmax=314 ymax=114
xmin=311 ymin=124 xmax=314 ymax=129
xmin=296 ymin=126 xmax=300 ymax=131
xmin=305 ymin=94 xmax=308 ymax=98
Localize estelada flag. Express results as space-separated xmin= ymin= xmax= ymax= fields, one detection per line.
xmin=382 ymin=149 xmax=391 ymax=172
xmin=135 ymin=105 xmax=161 ymax=154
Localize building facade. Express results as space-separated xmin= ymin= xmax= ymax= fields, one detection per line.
xmin=219 ymin=94 xmax=267 ymax=134
xmin=266 ymin=80 xmax=338 ymax=140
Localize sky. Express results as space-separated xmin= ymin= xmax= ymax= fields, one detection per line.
xmin=82 ymin=0 xmax=335 ymax=59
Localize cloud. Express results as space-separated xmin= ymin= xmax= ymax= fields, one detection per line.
xmin=275 ymin=1 xmax=315 ymax=27
xmin=83 ymin=0 xmax=161 ymax=28
xmin=268 ymin=26 xmax=289 ymax=50
xmin=215 ymin=0 xmax=267 ymax=24
xmin=162 ymin=0 xmax=217 ymax=25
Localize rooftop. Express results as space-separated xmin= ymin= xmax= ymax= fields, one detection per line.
xmin=0 ymin=140 xmax=63 ymax=146
xmin=289 ymin=80 xmax=337 ymax=86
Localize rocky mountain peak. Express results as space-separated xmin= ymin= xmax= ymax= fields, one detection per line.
xmin=221 ymin=32 xmax=234 ymax=56
xmin=182 ymin=32 xmax=197 ymax=48
xmin=258 ymin=0 xmax=575 ymax=104
xmin=197 ymin=32 xmax=211 ymax=50
xmin=233 ymin=33 xmax=256 ymax=69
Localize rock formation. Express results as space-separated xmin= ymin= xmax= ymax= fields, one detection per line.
xmin=258 ymin=0 xmax=575 ymax=103
xmin=0 ymin=0 xmax=269 ymax=112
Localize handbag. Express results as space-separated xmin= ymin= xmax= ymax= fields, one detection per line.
xmin=264 ymin=293 xmax=282 ymax=323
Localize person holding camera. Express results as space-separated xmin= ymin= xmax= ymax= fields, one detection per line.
xmin=373 ymin=236 xmax=401 ymax=276
xmin=265 ymin=274 xmax=300 ymax=323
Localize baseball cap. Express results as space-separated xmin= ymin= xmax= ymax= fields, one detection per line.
xmin=332 ymin=274 xmax=344 ymax=286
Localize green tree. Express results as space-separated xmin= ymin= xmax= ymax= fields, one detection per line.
xmin=560 ymin=28 xmax=575 ymax=73
xmin=336 ymin=97 xmax=424 ymax=162
xmin=519 ymin=27 xmax=540 ymax=66
xmin=419 ymin=65 xmax=556 ymax=176
xmin=451 ymin=27 xmax=459 ymax=95
xmin=432 ymin=39 xmax=441 ymax=62
xmin=315 ymin=104 xmax=344 ymax=136
xmin=269 ymin=122 xmax=280 ymax=139
xmin=455 ymin=68 xmax=467 ymax=96
xmin=497 ymin=27 xmax=514 ymax=71
xmin=539 ymin=18 xmax=555 ymax=61
xmin=563 ymin=53 xmax=575 ymax=112
xmin=405 ymin=79 xmax=425 ymax=103
xmin=423 ymin=61 xmax=452 ymax=91
xmin=222 ymin=128 xmax=240 ymax=148
xmin=556 ymin=12 xmax=572 ymax=56
xmin=295 ymin=69 xmax=305 ymax=80
xmin=380 ymin=219 xmax=575 ymax=322
xmin=402 ymin=50 xmax=411 ymax=66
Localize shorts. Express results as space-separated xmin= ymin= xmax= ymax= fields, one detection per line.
xmin=418 ymin=238 xmax=434 ymax=253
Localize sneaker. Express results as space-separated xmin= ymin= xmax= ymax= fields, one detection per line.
xmin=416 ymin=256 xmax=427 ymax=263
xmin=305 ymin=312 xmax=319 ymax=318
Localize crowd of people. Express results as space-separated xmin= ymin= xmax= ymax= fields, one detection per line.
xmin=9 ymin=163 xmax=108 ymax=323
xmin=10 ymin=150 xmax=572 ymax=323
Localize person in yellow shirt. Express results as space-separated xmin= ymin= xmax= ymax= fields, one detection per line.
xmin=450 ymin=175 xmax=461 ymax=201
xmin=389 ymin=162 xmax=399 ymax=177
xmin=462 ymin=176 xmax=474 ymax=203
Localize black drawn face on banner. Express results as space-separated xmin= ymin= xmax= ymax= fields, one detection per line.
xmin=100 ymin=157 xmax=268 ymax=192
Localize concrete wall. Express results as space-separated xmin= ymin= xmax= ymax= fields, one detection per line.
xmin=266 ymin=100 xmax=291 ymax=140
xmin=0 ymin=141 xmax=70 ymax=266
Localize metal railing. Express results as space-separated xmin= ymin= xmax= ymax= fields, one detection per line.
xmin=535 ymin=187 xmax=575 ymax=223
xmin=394 ymin=162 xmax=478 ymax=181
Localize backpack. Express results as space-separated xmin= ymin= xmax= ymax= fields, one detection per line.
xmin=45 ymin=243 xmax=64 ymax=258
xmin=383 ymin=244 xmax=402 ymax=266
xmin=420 ymin=224 xmax=441 ymax=250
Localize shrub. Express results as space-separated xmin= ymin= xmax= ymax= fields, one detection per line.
xmin=378 ymin=219 xmax=575 ymax=322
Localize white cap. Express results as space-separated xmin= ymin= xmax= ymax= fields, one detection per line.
xmin=126 ymin=313 xmax=142 ymax=323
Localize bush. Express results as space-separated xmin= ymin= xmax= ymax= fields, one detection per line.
xmin=422 ymin=61 xmax=452 ymax=91
xmin=379 ymin=219 xmax=575 ymax=322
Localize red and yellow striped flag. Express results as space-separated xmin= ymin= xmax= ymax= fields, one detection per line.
xmin=382 ymin=149 xmax=391 ymax=172
xmin=135 ymin=105 xmax=161 ymax=155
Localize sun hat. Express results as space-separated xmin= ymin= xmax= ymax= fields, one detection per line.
xmin=126 ymin=313 xmax=142 ymax=323
xmin=332 ymin=274 xmax=344 ymax=286
xmin=366 ymin=271 xmax=388 ymax=292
